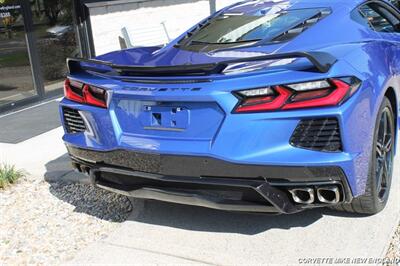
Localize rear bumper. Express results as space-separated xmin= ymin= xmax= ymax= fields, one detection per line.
xmin=60 ymin=87 xmax=374 ymax=199
xmin=67 ymin=145 xmax=352 ymax=213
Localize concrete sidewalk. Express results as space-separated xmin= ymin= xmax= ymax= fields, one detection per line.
xmin=0 ymin=99 xmax=83 ymax=182
xmin=69 ymin=153 xmax=400 ymax=265
xmin=1 ymin=100 xmax=399 ymax=265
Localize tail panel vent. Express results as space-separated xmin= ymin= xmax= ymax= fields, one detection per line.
xmin=63 ymin=108 xmax=87 ymax=134
xmin=290 ymin=118 xmax=342 ymax=152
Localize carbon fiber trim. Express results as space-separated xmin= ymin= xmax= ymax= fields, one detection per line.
xmin=66 ymin=145 xmax=347 ymax=183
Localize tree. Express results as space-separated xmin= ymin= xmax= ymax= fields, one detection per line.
xmin=42 ymin=0 xmax=72 ymax=26
xmin=42 ymin=0 xmax=62 ymax=25
xmin=60 ymin=0 xmax=73 ymax=25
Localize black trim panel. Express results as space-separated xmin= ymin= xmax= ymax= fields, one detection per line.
xmin=67 ymin=51 xmax=337 ymax=76
xmin=76 ymin=165 xmax=349 ymax=213
xmin=66 ymin=145 xmax=348 ymax=183
xmin=93 ymin=167 xmax=302 ymax=213
xmin=66 ymin=145 xmax=354 ymax=212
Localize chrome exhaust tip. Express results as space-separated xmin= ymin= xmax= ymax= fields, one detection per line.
xmin=80 ymin=165 xmax=91 ymax=176
xmin=289 ymin=188 xmax=315 ymax=204
xmin=317 ymin=186 xmax=340 ymax=204
xmin=72 ymin=162 xmax=82 ymax=173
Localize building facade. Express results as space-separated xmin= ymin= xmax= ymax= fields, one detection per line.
xmin=1 ymin=0 xmax=78 ymax=112
xmin=0 ymin=0 xmax=236 ymax=112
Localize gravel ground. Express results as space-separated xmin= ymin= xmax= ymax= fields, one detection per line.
xmin=0 ymin=173 xmax=398 ymax=265
xmin=385 ymin=223 xmax=400 ymax=265
xmin=0 ymin=174 xmax=132 ymax=265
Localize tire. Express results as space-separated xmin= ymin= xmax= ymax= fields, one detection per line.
xmin=334 ymin=97 xmax=396 ymax=214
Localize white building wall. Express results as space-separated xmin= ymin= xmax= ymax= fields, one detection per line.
xmin=88 ymin=0 xmax=240 ymax=55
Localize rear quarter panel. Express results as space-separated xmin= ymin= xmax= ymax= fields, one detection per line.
xmin=342 ymin=39 xmax=400 ymax=193
xmin=343 ymin=39 xmax=400 ymax=135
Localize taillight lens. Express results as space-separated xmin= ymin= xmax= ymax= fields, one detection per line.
xmin=64 ymin=79 xmax=84 ymax=103
xmin=83 ymin=85 xmax=108 ymax=108
xmin=234 ymin=77 xmax=361 ymax=113
xmin=64 ymin=78 xmax=108 ymax=108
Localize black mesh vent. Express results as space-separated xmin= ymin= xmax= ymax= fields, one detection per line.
xmin=290 ymin=118 xmax=342 ymax=152
xmin=272 ymin=9 xmax=331 ymax=42
xmin=63 ymin=107 xmax=87 ymax=134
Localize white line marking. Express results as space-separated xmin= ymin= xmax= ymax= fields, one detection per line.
xmin=0 ymin=97 xmax=63 ymax=119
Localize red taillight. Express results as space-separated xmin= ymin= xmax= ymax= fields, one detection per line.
xmin=83 ymin=85 xmax=108 ymax=108
xmin=234 ymin=78 xmax=360 ymax=113
xmin=64 ymin=78 xmax=108 ymax=108
xmin=282 ymin=79 xmax=350 ymax=110
xmin=64 ymin=79 xmax=84 ymax=103
xmin=235 ymin=86 xmax=291 ymax=113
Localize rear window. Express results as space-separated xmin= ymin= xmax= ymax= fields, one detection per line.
xmin=178 ymin=8 xmax=330 ymax=49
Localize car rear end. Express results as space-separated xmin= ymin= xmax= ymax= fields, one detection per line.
xmin=59 ymin=51 xmax=371 ymax=214
xmin=60 ymin=0 xmax=376 ymax=213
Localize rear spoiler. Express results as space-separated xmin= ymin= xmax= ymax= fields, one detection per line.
xmin=67 ymin=51 xmax=337 ymax=77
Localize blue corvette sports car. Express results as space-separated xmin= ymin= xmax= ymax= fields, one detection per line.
xmin=60 ymin=0 xmax=400 ymax=214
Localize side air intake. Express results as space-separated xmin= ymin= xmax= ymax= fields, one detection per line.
xmin=290 ymin=118 xmax=342 ymax=152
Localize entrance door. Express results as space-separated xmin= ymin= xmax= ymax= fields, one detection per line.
xmin=0 ymin=1 xmax=38 ymax=108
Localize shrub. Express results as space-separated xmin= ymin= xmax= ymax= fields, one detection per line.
xmin=0 ymin=164 xmax=24 ymax=189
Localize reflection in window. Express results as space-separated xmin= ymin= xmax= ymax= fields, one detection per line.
xmin=182 ymin=8 xmax=329 ymax=45
xmin=31 ymin=0 xmax=78 ymax=91
xmin=359 ymin=4 xmax=398 ymax=33
xmin=390 ymin=0 xmax=400 ymax=9
xmin=0 ymin=1 xmax=36 ymax=106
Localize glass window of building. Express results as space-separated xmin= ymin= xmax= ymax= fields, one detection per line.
xmin=0 ymin=1 xmax=36 ymax=106
xmin=31 ymin=0 xmax=78 ymax=93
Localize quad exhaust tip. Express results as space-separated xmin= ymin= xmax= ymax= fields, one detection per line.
xmin=71 ymin=162 xmax=91 ymax=176
xmin=289 ymin=188 xmax=315 ymax=204
xmin=72 ymin=162 xmax=81 ymax=173
xmin=289 ymin=186 xmax=341 ymax=205
xmin=78 ymin=165 xmax=90 ymax=175
xmin=317 ymin=186 xmax=340 ymax=204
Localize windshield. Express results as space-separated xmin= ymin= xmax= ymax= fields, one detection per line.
xmin=183 ymin=8 xmax=328 ymax=45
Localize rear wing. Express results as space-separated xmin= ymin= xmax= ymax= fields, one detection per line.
xmin=67 ymin=51 xmax=337 ymax=77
